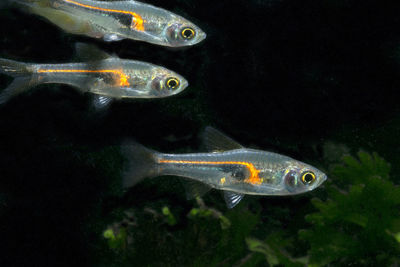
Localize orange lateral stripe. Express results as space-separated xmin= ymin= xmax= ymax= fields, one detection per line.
xmin=38 ymin=69 xmax=130 ymax=87
xmin=159 ymin=159 xmax=262 ymax=185
xmin=63 ymin=0 xmax=145 ymax=31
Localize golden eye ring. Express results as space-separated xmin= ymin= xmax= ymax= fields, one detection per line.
xmin=166 ymin=77 xmax=180 ymax=90
xmin=301 ymin=171 xmax=316 ymax=185
xmin=181 ymin=27 xmax=196 ymax=40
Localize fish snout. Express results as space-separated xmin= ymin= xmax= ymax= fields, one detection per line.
xmin=195 ymin=30 xmax=207 ymax=44
xmin=317 ymin=174 xmax=328 ymax=187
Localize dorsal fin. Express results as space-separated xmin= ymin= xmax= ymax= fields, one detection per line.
xmin=74 ymin=43 xmax=112 ymax=61
xmin=203 ymin=126 xmax=243 ymax=152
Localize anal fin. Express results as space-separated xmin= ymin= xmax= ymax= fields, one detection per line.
xmin=223 ymin=191 xmax=244 ymax=209
xmin=92 ymin=95 xmax=113 ymax=110
xmin=181 ymin=179 xmax=212 ymax=200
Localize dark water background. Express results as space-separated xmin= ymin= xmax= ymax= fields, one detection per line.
xmin=1 ymin=0 xmax=400 ymax=266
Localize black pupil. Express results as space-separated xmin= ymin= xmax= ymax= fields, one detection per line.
xmin=304 ymin=173 xmax=314 ymax=183
xmin=168 ymin=80 xmax=177 ymax=88
xmin=183 ymin=29 xmax=193 ymax=38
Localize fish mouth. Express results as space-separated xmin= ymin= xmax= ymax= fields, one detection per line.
xmin=179 ymin=79 xmax=189 ymax=92
xmin=197 ymin=31 xmax=207 ymax=43
xmin=317 ymin=174 xmax=328 ymax=187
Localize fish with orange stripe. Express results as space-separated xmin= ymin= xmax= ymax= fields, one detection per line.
xmin=0 ymin=43 xmax=188 ymax=105
xmin=5 ymin=0 xmax=206 ymax=46
xmin=122 ymin=127 xmax=327 ymax=208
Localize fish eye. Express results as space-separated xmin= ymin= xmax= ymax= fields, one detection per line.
xmin=165 ymin=77 xmax=180 ymax=90
xmin=301 ymin=171 xmax=316 ymax=185
xmin=181 ymin=27 xmax=195 ymax=40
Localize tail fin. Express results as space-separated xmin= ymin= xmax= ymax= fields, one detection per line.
xmin=0 ymin=58 xmax=34 ymax=104
xmin=121 ymin=141 xmax=160 ymax=188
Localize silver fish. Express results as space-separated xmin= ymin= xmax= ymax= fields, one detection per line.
xmin=8 ymin=0 xmax=206 ymax=47
xmin=0 ymin=43 xmax=188 ymax=105
xmin=122 ymin=127 xmax=327 ymax=208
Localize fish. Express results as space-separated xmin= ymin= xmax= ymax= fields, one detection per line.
xmin=0 ymin=43 xmax=188 ymax=106
xmin=122 ymin=127 xmax=327 ymax=208
xmin=6 ymin=0 xmax=206 ymax=47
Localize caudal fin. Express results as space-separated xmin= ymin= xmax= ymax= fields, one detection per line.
xmin=0 ymin=58 xmax=34 ymax=104
xmin=121 ymin=141 xmax=160 ymax=188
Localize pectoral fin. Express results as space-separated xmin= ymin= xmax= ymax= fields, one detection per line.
xmin=103 ymin=33 xmax=125 ymax=42
xmin=203 ymin=126 xmax=244 ymax=152
xmin=223 ymin=191 xmax=244 ymax=209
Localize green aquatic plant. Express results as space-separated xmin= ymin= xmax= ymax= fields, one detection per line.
xmin=103 ymin=228 xmax=128 ymax=251
xmin=98 ymin=197 xmax=262 ymax=266
xmin=188 ymin=197 xmax=231 ymax=229
xmin=246 ymin=232 xmax=307 ymax=267
xmin=300 ymin=151 xmax=400 ymax=266
xmin=186 ymin=198 xmax=261 ymax=266
xmin=162 ymin=206 xmax=177 ymax=226
xmin=102 ymin=210 xmax=136 ymax=254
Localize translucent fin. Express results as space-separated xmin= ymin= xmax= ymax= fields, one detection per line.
xmin=223 ymin=191 xmax=244 ymax=209
xmin=92 ymin=95 xmax=113 ymax=110
xmin=0 ymin=59 xmax=34 ymax=104
xmin=181 ymin=179 xmax=212 ymax=200
xmin=103 ymin=33 xmax=125 ymax=42
xmin=0 ymin=58 xmax=31 ymax=77
xmin=120 ymin=141 xmax=159 ymax=188
xmin=0 ymin=77 xmax=34 ymax=104
xmin=75 ymin=43 xmax=111 ymax=61
xmin=7 ymin=0 xmax=51 ymax=9
xmin=203 ymin=126 xmax=244 ymax=152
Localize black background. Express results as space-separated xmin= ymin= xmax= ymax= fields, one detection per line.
xmin=1 ymin=0 xmax=400 ymax=266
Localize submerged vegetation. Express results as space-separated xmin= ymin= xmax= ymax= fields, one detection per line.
xmin=98 ymin=150 xmax=400 ymax=266
xmin=300 ymin=152 xmax=400 ymax=266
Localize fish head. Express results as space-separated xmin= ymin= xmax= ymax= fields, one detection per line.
xmin=163 ymin=17 xmax=206 ymax=47
xmin=275 ymin=161 xmax=327 ymax=195
xmin=148 ymin=67 xmax=189 ymax=97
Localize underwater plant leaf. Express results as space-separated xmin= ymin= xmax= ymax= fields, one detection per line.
xmin=342 ymin=154 xmax=361 ymax=169
xmin=357 ymin=151 xmax=374 ymax=170
xmin=333 ymin=151 xmax=391 ymax=185
xmin=162 ymin=206 xmax=177 ymax=226
xmin=246 ymin=233 xmax=308 ymax=267
xmin=246 ymin=237 xmax=279 ymax=266
xmin=103 ymin=227 xmax=127 ymax=250
xmin=301 ymin=152 xmax=400 ymax=266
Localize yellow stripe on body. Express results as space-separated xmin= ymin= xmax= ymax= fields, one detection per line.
xmin=62 ymin=0 xmax=145 ymax=31
xmin=159 ymin=159 xmax=262 ymax=185
xmin=37 ymin=69 xmax=130 ymax=87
